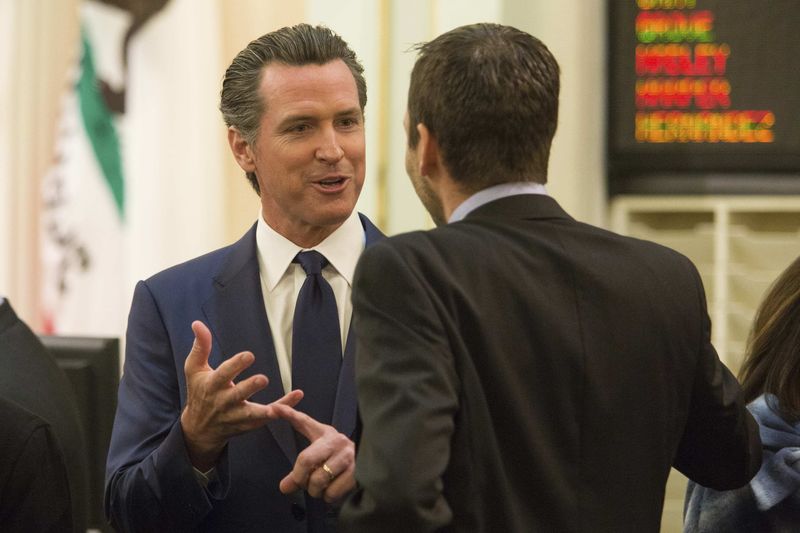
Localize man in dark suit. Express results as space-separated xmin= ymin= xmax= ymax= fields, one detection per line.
xmin=338 ymin=23 xmax=761 ymax=532
xmin=105 ymin=24 xmax=383 ymax=532
xmin=0 ymin=297 xmax=89 ymax=532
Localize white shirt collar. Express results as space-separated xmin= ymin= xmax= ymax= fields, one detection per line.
xmin=449 ymin=182 xmax=548 ymax=223
xmin=256 ymin=210 xmax=365 ymax=292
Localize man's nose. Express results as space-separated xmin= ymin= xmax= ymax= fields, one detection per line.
xmin=315 ymin=127 xmax=345 ymax=163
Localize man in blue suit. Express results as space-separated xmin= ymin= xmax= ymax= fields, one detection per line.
xmin=105 ymin=24 xmax=383 ymax=532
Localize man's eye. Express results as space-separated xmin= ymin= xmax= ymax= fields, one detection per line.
xmin=338 ymin=118 xmax=359 ymax=128
xmin=289 ymin=124 xmax=310 ymax=133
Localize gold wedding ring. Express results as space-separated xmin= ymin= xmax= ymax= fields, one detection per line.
xmin=322 ymin=463 xmax=336 ymax=482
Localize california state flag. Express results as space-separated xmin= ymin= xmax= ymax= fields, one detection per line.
xmin=40 ymin=1 xmax=129 ymax=337
xmin=41 ymin=0 xmax=224 ymax=337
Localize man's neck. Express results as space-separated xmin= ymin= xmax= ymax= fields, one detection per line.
xmin=437 ymin=175 xmax=470 ymax=223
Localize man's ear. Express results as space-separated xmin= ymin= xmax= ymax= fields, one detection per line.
xmin=227 ymin=127 xmax=256 ymax=172
xmin=416 ymin=123 xmax=440 ymax=179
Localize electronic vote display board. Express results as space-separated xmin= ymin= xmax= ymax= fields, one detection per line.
xmin=607 ymin=0 xmax=800 ymax=195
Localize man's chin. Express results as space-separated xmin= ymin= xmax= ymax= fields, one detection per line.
xmin=312 ymin=207 xmax=357 ymax=230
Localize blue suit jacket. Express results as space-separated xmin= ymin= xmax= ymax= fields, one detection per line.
xmin=105 ymin=214 xmax=383 ymax=532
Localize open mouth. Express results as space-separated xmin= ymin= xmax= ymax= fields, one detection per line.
xmin=316 ymin=176 xmax=348 ymax=189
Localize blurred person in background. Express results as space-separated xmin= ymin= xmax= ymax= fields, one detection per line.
xmin=685 ymin=255 xmax=800 ymax=532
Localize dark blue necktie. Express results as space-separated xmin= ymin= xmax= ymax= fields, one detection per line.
xmin=291 ymin=251 xmax=342 ymax=428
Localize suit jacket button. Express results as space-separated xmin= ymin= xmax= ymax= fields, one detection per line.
xmin=291 ymin=503 xmax=306 ymax=521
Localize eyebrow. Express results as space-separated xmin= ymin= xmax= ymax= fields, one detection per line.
xmin=333 ymin=107 xmax=364 ymax=121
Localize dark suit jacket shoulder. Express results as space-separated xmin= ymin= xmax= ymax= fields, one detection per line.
xmin=0 ymin=396 xmax=73 ymax=532
xmin=0 ymin=300 xmax=88 ymax=533
xmin=342 ymin=195 xmax=759 ymax=533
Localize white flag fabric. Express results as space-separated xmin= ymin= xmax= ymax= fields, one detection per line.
xmin=41 ymin=0 xmax=225 ymax=338
xmin=124 ymin=0 xmax=225 ymax=290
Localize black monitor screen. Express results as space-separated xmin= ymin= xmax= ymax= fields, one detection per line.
xmin=41 ymin=335 xmax=119 ymax=533
xmin=607 ymin=0 xmax=800 ymax=194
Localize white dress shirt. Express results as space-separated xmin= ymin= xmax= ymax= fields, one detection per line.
xmin=256 ymin=210 xmax=365 ymax=394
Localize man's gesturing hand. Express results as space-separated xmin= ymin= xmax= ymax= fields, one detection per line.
xmin=180 ymin=320 xmax=303 ymax=471
xmin=273 ymin=404 xmax=356 ymax=503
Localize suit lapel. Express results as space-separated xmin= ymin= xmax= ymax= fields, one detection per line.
xmin=331 ymin=214 xmax=385 ymax=437
xmin=201 ymin=223 xmax=297 ymax=464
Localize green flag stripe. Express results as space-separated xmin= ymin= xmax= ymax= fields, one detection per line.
xmin=77 ymin=29 xmax=124 ymax=218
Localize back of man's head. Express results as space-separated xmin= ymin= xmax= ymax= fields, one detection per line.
xmin=220 ymin=23 xmax=367 ymax=194
xmin=408 ymin=23 xmax=560 ymax=191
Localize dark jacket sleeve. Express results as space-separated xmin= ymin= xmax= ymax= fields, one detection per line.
xmin=672 ymin=261 xmax=761 ymax=490
xmin=0 ymin=402 xmax=72 ymax=533
xmin=340 ymin=242 xmax=459 ymax=533
xmin=104 ymin=281 xmax=227 ymax=532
